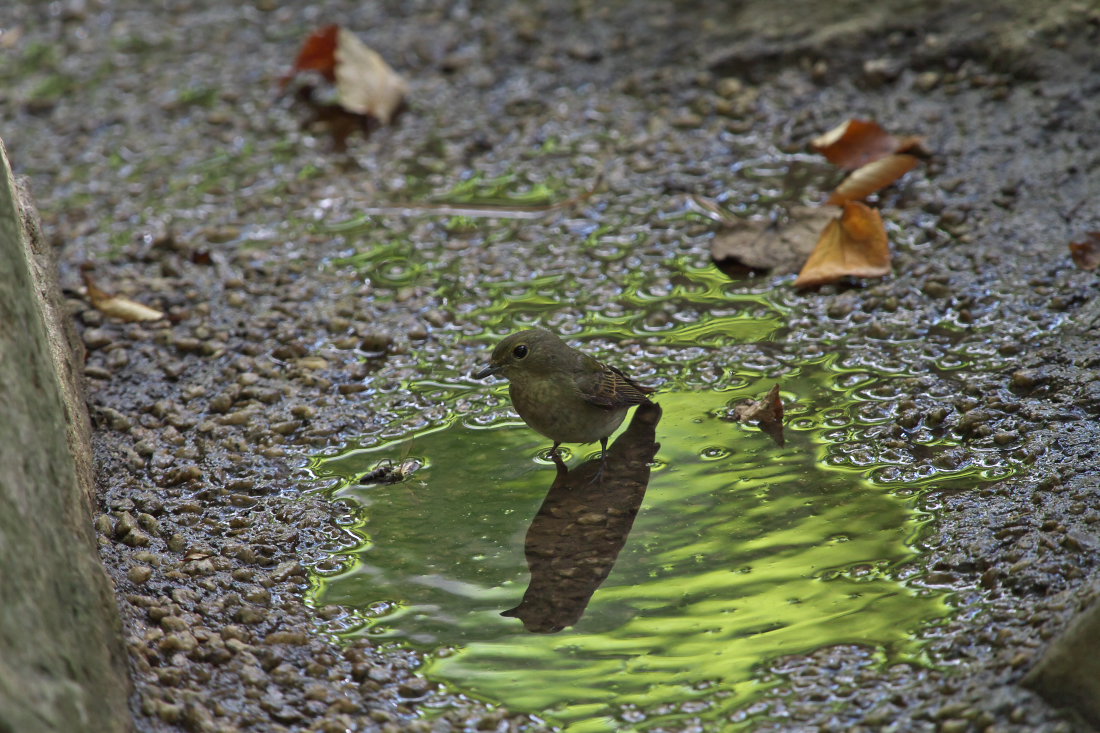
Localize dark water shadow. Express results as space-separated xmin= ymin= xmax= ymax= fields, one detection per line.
xmin=502 ymin=402 xmax=662 ymax=633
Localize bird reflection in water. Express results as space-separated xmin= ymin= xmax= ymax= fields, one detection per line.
xmin=502 ymin=402 xmax=662 ymax=633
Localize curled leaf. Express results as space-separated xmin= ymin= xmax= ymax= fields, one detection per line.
xmin=281 ymin=25 xmax=408 ymax=123
xmin=731 ymin=384 xmax=785 ymax=447
xmin=826 ymin=153 xmax=920 ymax=205
xmin=795 ymin=201 xmax=890 ymax=288
xmin=280 ymin=24 xmax=340 ymax=87
xmin=333 ymin=27 xmax=408 ymax=123
xmin=812 ymin=118 xmax=924 ymax=170
xmin=1069 ymin=232 xmax=1100 ymax=270
xmin=82 ymin=271 xmax=165 ymax=322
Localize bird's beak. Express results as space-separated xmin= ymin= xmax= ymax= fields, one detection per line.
xmin=471 ymin=363 xmax=501 ymax=380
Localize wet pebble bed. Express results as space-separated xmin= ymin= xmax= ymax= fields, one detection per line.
xmin=3 ymin=0 xmax=1100 ymax=730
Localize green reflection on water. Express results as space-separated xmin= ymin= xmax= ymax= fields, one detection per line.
xmin=309 ymin=355 xmax=1013 ymax=730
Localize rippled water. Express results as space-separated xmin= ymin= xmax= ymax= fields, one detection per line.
xmin=309 ymin=352 xmax=1014 ymax=730
xmin=307 ymin=168 xmax=1020 ymax=729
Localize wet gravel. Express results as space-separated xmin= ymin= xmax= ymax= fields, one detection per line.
xmin=4 ymin=0 xmax=1100 ymax=730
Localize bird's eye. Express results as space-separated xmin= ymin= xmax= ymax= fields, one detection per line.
xmin=513 ymin=344 xmax=529 ymax=359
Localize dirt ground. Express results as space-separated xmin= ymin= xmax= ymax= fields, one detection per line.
xmin=3 ymin=0 xmax=1099 ymax=730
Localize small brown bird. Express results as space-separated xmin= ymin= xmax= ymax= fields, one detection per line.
xmin=471 ymin=328 xmax=656 ymax=462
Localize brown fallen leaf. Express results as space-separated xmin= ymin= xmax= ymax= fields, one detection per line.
xmin=710 ymin=205 xmax=837 ymax=275
xmin=82 ymin=270 xmax=165 ymax=322
xmin=731 ymin=384 xmax=785 ymax=447
xmin=812 ymin=118 xmax=925 ymax=171
xmin=794 ymin=201 xmax=890 ymax=288
xmin=1069 ymin=232 xmax=1100 ymax=270
xmin=281 ymin=25 xmax=407 ymax=123
xmin=826 ymin=153 xmax=920 ymax=205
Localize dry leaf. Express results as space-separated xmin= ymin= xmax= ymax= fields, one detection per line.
xmin=711 ymin=205 xmax=836 ymax=275
xmin=281 ymin=24 xmax=340 ymax=86
xmin=82 ymin=271 xmax=165 ymax=322
xmin=731 ymin=384 xmax=785 ymax=447
xmin=333 ymin=27 xmax=408 ymax=123
xmin=282 ymin=25 xmax=407 ymax=123
xmin=1069 ymin=232 xmax=1100 ymax=270
xmin=794 ymin=201 xmax=890 ymax=288
xmin=812 ymin=118 xmax=924 ymax=170
xmin=826 ymin=153 xmax=920 ymax=205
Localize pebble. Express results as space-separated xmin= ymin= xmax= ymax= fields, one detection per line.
xmin=83 ymin=328 xmax=113 ymax=350
xmin=128 ymin=565 xmax=153 ymax=584
xmin=398 ymin=678 xmax=431 ymax=698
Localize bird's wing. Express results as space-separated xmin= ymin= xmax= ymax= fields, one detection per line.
xmin=577 ymin=362 xmax=655 ymax=409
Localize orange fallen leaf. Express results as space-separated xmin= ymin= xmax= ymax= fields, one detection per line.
xmin=280 ymin=24 xmax=340 ymax=86
xmin=812 ymin=118 xmax=924 ymax=170
xmin=281 ymin=25 xmax=407 ymax=123
xmin=82 ymin=270 xmax=165 ymax=322
xmin=1069 ymin=232 xmax=1100 ymax=270
xmin=731 ymin=383 xmax=785 ymax=447
xmin=795 ymin=201 xmax=890 ymax=288
xmin=826 ymin=153 xmax=920 ymax=205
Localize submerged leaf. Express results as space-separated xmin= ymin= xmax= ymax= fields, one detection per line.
xmin=794 ymin=201 xmax=890 ymax=288
xmin=826 ymin=153 xmax=920 ymax=205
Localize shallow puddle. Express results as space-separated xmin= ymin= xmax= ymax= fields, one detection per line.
xmin=308 ymin=348 xmax=1015 ymax=730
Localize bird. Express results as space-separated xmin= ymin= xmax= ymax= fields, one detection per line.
xmin=471 ymin=328 xmax=656 ymax=467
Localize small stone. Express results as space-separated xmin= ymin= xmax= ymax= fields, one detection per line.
xmin=155 ymin=702 xmax=183 ymax=723
xmin=127 ymin=565 xmax=153 ymax=584
xmin=122 ymin=529 xmax=152 ymax=548
xmin=863 ymin=57 xmax=901 ymax=85
xmin=163 ymin=464 xmax=202 ymax=486
xmin=923 ymin=280 xmax=952 ymax=299
xmin=160 ymin=615 xmax=189 ymax=632
xmin=265 ymin=631 xmax=309 ymax=646
xmin=271 ymin=560 xmax=305 ymax=581
xmin=233 ymin=606 xmax=267 ymax=625
xmin=173 ymin=337 xmax=204 ymax=354
xmin=1011 ymin=369 xmax=1044 ymax=390
xmin=83 ymin=328 xmax=113 ymax=350
xmin=359 ymin=333 xmax=392 ymax=352
xmin=290 ymin=404 xmax=316 ymax=420
xmin=915 ymin=71 xmax=941 ymax=91
xmin=398 ymin=677 xmax=431 ymax=698
xmin=160 ymin=632 xmax=198 ymax=653
xmin=271 ymin=420 xmax=300 ymax=436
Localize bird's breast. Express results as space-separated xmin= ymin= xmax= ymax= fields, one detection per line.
xmin=509 ymin=374 xmax=626 ymax=444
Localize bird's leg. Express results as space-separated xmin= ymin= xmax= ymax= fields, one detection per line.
xmin=549 ymin=442 xmax=568 ymax=472
xmin=589 ymin=436 xmax=609 ymax=485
